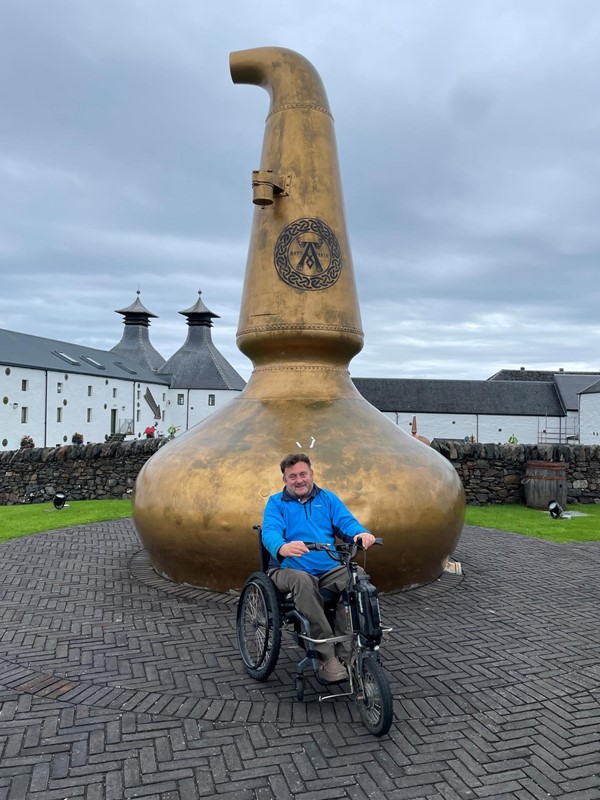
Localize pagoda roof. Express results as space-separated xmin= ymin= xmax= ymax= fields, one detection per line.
xmin=115 ymin=291 xmax=158 ymax=318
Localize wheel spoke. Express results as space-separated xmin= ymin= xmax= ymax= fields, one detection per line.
xmin=242 ymin=585 xmax=268 ymax=664
xmin=236 ymin=572 xmax=282 ymax=681
xmin=356 ymin=656 xmax=393 ymax=736
xmin=362 ymin=669 xmax=382 ymax=724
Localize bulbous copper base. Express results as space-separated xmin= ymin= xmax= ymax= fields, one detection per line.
xmin=132 ymin=376 xmax=464 ymax=592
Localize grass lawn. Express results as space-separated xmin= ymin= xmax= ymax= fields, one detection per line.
xmin=1 ymin=499 xmax=598 ymax=545
xmin=0 ymin=499 xmax=132 ymax=543
xmin=465 ymin=503 xmax=600 ymax=543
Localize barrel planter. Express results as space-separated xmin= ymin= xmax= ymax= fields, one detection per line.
xmin=523 ymin=461 xmax=568 ymax=509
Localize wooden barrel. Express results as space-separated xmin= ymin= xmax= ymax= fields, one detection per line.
xmin=523 ymin=461 xmax=568 ymax=509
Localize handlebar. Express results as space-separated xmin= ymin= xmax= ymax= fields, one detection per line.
xmin=303 ymin=538 xmax=382 ymax=566
xmin=358 ymin=536 xmax=384 ymax=548
xmin=304 ymin=539 xmax=382 ymax=551
xmin=253 ymin=524 xmax=382 ymax=562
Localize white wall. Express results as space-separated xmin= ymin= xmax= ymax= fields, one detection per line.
xmin=1 ymin=365 xmax=47 ymax=450
xmin=566 ymin=409 xmax=579 ymax=441
xmin=187 ymin=389 xmax=239 ymax=429
xmin=579 ymin=393 xmax=600 ymax=444
xmin=477 ymin=414 xmax=560 ymax=444
xmin=385 ymin=412 xmax=478 ymax=442
xmin=382 ymin=410 xmax=566 ymax=444
xmin=1 ymin=362 xmax=244 ymax=450
xmin=161 ymin=388 xmax=240 ymax=437
xmin=1 ymin=364 xmax=171 ymax=450
xmin=44 ymin=370 xmax=135 ymax=446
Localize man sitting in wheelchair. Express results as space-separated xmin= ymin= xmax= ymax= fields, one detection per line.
xmin=261 ymin=452 xmax=376 ymax=683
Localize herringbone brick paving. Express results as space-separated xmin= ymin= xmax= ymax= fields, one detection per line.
xmin=0 ymin=519 xmax=598 ymax=799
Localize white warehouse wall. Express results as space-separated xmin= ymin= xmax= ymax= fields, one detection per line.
xmin=1 ymin=365 xmax=171 ymax=449
xmin=1 ymin=364 xmax=243 ymax=450
xmin=579 ymin=393 xmax=600 ymax=444
xmin=157 ymin=389 xmax=241 ymax=436
xmin=381 ymin=411 xmax=565 ymax=444
xmin=1 ymin=366 xmax=47 ymax=451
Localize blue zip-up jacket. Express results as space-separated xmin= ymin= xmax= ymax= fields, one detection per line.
xmin=261 ymin=485 xmax=369 ymax=576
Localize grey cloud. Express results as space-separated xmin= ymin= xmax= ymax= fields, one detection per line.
xmin=1 ymin=0 xmax=599 ymax=381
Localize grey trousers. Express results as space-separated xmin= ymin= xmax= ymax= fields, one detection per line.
xmin=270 ymin=565 xmax=359 ymax=661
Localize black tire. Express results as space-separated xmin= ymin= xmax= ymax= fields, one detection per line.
xmin=356 ymin=656 xmax=393 ymax=736
xmin=295 ymin=675 xmax=305 ymax=701
xmin=237 ymin=572 xmax=282 ymax=681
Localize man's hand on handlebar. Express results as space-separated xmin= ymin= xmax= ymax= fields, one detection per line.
xmin=278 ymin=541 xmax=309 ymax=558
xmin=278 ymin=535 xmax=380 ymax=558
xmin=353 ymin=532 xmax=377 ymax=549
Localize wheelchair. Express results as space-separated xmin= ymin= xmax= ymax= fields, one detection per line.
xmin=236 ymin=526 xmax=394 ymax=736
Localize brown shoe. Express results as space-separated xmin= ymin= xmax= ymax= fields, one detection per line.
xmin=319 ymin=657 xmax=347 ymax=683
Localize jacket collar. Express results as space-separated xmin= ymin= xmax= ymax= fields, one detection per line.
xmin=282 ymin=484 xmax=321 ymax=503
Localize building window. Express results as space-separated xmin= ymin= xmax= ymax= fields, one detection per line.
xmin=112 ymin=388 xmax=117 ymax=398
xmin=88 ymin=385 xmax=93 ymax=396
xmin=21 ymin=379 xmax=28 ymax=391
xmin=87 ymin=408 xmax=92 ymax=423
xmin=57 ymin=382 xmax=63 ymax=393
xmin=208 ymin=394 xmax=215 ymax=406
xmin=21 ymin=407 xmax=28 ymax=423
xmin=57 ymin=408 xmax=62 ymax=423
xmin=177 ymin=394 xmax=185 ymax=405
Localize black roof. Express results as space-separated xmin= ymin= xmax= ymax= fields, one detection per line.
xmin=553 ymin=374 xmax=600 ymax=409
xmin=0 ymin=328 xmax=169 ymax=383
xmin=488 ymin=368 xmax=600 ymax=411
xmin=179 ymin=290 xmax=220 ymax=321
xmin=352 ymin=377 xmax=566 ymax=416
xmin=115 ymin=293 xmax=158 ymax=318
xmin=111 ymin=291 xmax=165 ymax=371
xmin=489 ymin=368 xmax=600 ymax=383
xmin=158 ymin=290 xmax=245 ymax=390
xmin=580 ymin=379 xmax=600 ymax=396
xmin=110 ymin=326 xmax=166 ymax=372
xmin=158 ymin=327 xmax=246 ymax=390
xmin=488 ymin=369 xmax=556 ymax=382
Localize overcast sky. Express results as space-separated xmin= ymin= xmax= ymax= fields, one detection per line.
xmin=2 ymin=1 xmax=599 ymax=381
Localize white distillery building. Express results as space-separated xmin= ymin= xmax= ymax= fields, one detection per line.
xmin=2 ymin=290 xmax=599 ymax=451
xmin=579 ymin=379 xmax=600 ymax=444
xmin=353 ymin=368 xmax=600 ymax=446
xmin=0 ymin=291 xmax=246 ymax=452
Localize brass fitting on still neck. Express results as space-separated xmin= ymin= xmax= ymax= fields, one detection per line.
xmin=251 ymin=169 xmax=291 ymax=206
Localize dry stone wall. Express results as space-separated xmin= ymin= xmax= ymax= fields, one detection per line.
xmin=1 ymin=439 xmax=599 ymax=506
xmin=431 ymin=440 xmax=600 ymax=505
xmin=0 ymin=439 xmax=165 ymax=505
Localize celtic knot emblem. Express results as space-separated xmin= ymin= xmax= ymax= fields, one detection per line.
xmin=274 ymin=218 xmax=342 ymax=290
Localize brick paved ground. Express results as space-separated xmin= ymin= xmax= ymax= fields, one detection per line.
xmin=0 ymin=519 xmax=598 ymax=800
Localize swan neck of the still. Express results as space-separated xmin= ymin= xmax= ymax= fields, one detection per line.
xmin=230 ymin=46 xmax=365 ymax=373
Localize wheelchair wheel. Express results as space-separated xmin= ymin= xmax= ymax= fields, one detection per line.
xmin=355 ymin=656 xmax=393 ymax=737
xmin=237 ymin=572 xmax=282 ymax=681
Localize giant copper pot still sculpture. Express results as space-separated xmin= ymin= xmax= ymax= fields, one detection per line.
xmin=132 ymin=46 xmax=465 ymax=592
